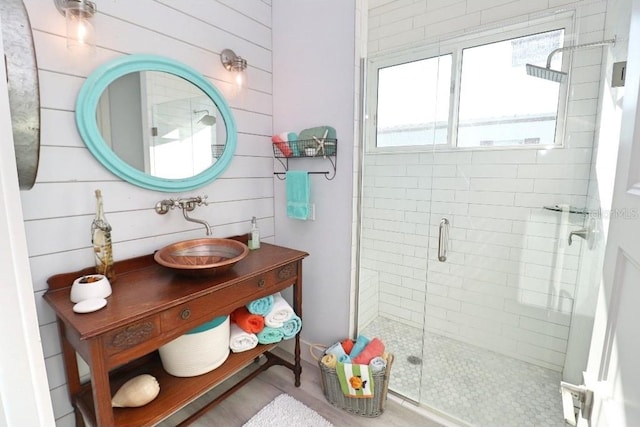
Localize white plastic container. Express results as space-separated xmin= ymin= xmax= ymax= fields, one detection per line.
xmin=158 ymin=315 xmax=230 ymax=377
xmin=70 ymin=274 xmax=112 ymax=303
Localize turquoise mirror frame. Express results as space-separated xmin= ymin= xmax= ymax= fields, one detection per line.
xmin=76 ymin=54 xmax=237 ymax=192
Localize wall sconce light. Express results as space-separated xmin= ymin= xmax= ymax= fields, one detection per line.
xmin=220 ymin=49 xmax=248 ymax=94
xmin=54 ymin=0 xmax=97 ymax=53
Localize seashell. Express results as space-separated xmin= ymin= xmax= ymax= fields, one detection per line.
xmin=111 ymin=374 xmax=160 ymax=408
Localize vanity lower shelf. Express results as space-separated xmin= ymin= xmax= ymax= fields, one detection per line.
xmin=76 ymin=345 xmax=279 ymax=427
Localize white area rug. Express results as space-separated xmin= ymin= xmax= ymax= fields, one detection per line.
xmin=243 ymin=394 xmax=334 ymax=427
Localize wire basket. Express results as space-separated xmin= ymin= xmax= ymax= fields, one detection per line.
xmin=317 ymin=353 xmax=394 ymax=417
xmin=272 ymin=138 xmax=337 ymax=158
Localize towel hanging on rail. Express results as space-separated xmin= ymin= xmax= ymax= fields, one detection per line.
xmin=286 ymin=170 xmax=310 ymax=220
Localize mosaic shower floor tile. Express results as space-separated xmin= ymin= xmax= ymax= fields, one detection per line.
xmin=361 ymin=317 xmax=565 ymax=427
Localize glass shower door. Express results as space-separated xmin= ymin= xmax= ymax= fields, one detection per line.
xmin=356 ymin=50 xmax=450 ymax=402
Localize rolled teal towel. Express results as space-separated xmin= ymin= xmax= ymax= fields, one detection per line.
xmin=369 ymin=356 xmax=387 ymax=374
xmin=325 ymin=341 xmax=351 ymax=363
xmin=349 ymin=335 xmax=370 ymax=359
xmin=281 ymin=314 xmax=302 ymax=339
xmin=246 ymin=295 xmax=275 ymax=315
xmin=287 ymin=132 xmax=300 ymax=156
xmin=257 ymin=326 xmax=284 ymax=344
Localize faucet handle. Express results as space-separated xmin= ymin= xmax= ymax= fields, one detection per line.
xmin=155 ymin=199 xmax=177 ymax=214
xmin=198 ymin=195 xmax=209 ymax=206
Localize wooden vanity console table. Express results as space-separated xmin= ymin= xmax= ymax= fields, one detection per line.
xmin=44 ymin=242 xmax=308 ymax=427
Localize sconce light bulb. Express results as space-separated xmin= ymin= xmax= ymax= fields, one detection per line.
xmin=235 ymin=71 xmax=245 ymax=88
xmin=56 ymin=0 xmax=96 ymax=53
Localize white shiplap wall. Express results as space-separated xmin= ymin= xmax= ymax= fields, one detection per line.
xmin=20 ymin=1 xmax=273 ymax=425
xmin=359 ymin=0 xmax=611 ymax=372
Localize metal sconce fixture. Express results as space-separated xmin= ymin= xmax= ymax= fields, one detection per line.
xmin=220 ymin=49 xmax=248 ymax=94
xmin=54 ymin=0 xmax=96 ymax=53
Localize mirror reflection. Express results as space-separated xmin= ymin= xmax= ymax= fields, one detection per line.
xmin=96 ymin=71 xmax=227 ymax=180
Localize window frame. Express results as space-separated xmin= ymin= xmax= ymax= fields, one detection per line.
xmin=365 ymin=13 xmax=575 ymax=153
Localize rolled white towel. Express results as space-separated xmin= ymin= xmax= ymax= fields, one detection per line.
xmin=264 ymin=292 xmax=295 ymax=328
xmin=229 ymin=323 xmax=258 ymax=353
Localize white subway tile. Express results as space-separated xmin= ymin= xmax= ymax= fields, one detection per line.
xmin=432 ymin=177 xmax=471 ymax=190
xmin=519 ymin=316 xmax=570 ymax=339
xmin=480 ymin=0 xmax=549 ymax=25
xmin=517 ymin=163 xmax=591 ymax=179
xmin=427 ymin=294 xmax=462 ymax=312
xmin=503 ymin=325 xmax=568 ymax=353
xmin=515 ymin=289 xmax=574 ymax=314
xmin=570 ymin=81 xmax=600 ymax=101
xmin=503 ymin=298 xmax=571 ymax=326
xmin=433 ymin=165 xmax=459 ymax=177
xmin=471 ymin=150 xmax=537 ymax=164
xmin=379 ymin=27 xmax=426 ymax=51
xmin=470 ymin=177 xmax=534 ymax=192
xmin=568 ymin=98 xmax=599 ymax=117
xmin=449 ymin=288 xmax=504 ymax=310
xmin=516 ymin=341 xmax=566 ymax=366
xmin=468 ymin=203 xmax=531 ymax=220
xmin=458 ymin=164 xmax=519 ymax=178
xmin=565 ymin=130 xmax=595 ymax=148
xmin=461 ymin=301 xmax=519 ymax=324
xmin=533 ymin=178 xmax=589 ymax=195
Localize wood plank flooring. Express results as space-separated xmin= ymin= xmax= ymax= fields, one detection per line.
xmin=159 ymin=350 xmax=444 ymax=427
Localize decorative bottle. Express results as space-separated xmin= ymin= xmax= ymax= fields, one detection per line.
xmin=92 ymin=189 xmax=116 ymax=281
xmin=248 ymin=216 xmax=260 ymax=250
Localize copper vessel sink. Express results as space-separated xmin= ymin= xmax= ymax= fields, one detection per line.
xmin=154 ymin=238 xmax=249 ymax=277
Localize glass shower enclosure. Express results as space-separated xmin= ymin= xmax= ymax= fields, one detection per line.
xmin=356 ymin=11 xmax=613 ymax=426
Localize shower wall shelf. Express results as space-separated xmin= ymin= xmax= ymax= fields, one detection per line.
xmin=273 ymin=138 xmax=338 ymax=180
xmin=543 ymin=205 xmax=589 ymax=215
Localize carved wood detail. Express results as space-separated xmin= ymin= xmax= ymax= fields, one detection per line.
xmin=277 ymin=263 xmax=296 ymax=280
xmin=110 ymin=322 xmax=155 ymax=348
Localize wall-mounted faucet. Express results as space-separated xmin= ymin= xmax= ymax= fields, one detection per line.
xmin=155 ymin=195 xmax=212 ymax=236
xmin=568 ymin=216 xmax=597 ymax=250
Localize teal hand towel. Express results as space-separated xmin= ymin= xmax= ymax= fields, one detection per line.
xmin=286 ymin=171 xmax=310 ymax=220
xmin=257 ymin=326 xmax=284 ymax=344
xmin=246 ymin=295 xmax=274 ymax=315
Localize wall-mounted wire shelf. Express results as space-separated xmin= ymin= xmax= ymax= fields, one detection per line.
xmin=273 ymin=138 xmax=337 ymax=180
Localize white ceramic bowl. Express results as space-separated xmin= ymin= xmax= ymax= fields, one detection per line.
xmin=70 ymin=274 xmax=112 ymax=303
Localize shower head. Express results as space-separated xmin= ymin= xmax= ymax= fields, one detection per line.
xmin=525 ymin=37 xmax=616 ymax=83
xmin=525 ymin=63 xmax=566 ymax=83
xmin=193 ymin=109 xmax=216 ymax=126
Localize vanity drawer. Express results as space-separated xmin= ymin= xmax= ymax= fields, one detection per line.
xmin=161 ymin=262 xmax=298 ymax=332
xmin=104 ymin=316 xmax=161 ymax=357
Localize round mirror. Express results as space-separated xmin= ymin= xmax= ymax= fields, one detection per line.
xmin=76 ymin=55 xmax=237 ymax=192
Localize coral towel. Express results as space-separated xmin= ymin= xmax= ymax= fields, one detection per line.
xmin=352 ymin=338 xmax=385 ymax=365
xmin=230 ymin=306 xmax=264 ymax=334
xmin=341 ymin=339 xmax=354 ymax=355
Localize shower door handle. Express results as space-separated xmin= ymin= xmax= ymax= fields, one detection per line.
xmin=438 ymin=218 xmax=449 ymax=262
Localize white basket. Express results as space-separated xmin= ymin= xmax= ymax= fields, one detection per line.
xmin=159 ymin=315 xmax=230 ymax=377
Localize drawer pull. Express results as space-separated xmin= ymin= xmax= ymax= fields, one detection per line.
xmin=258 ymin=279 xmax=265 ymax=288
xmin=180 ymin=309 xmax=191 ymax=320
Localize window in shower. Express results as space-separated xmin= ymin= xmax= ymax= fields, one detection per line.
xmin=457 ymin=30 xmax=565 ymax=147
xmin=369 ymin=17 xmax=571 ymax=150
xmin=375 ymin=55 xmax=452 ymax=148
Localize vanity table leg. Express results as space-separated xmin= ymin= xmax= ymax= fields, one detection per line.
xmin=293 ymin=260 xmax=303 ymax=387
xmin=57 ymin=321 xmax=85 ymax=427
xmin=88 ymin=341 xmax=115 ymax=427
